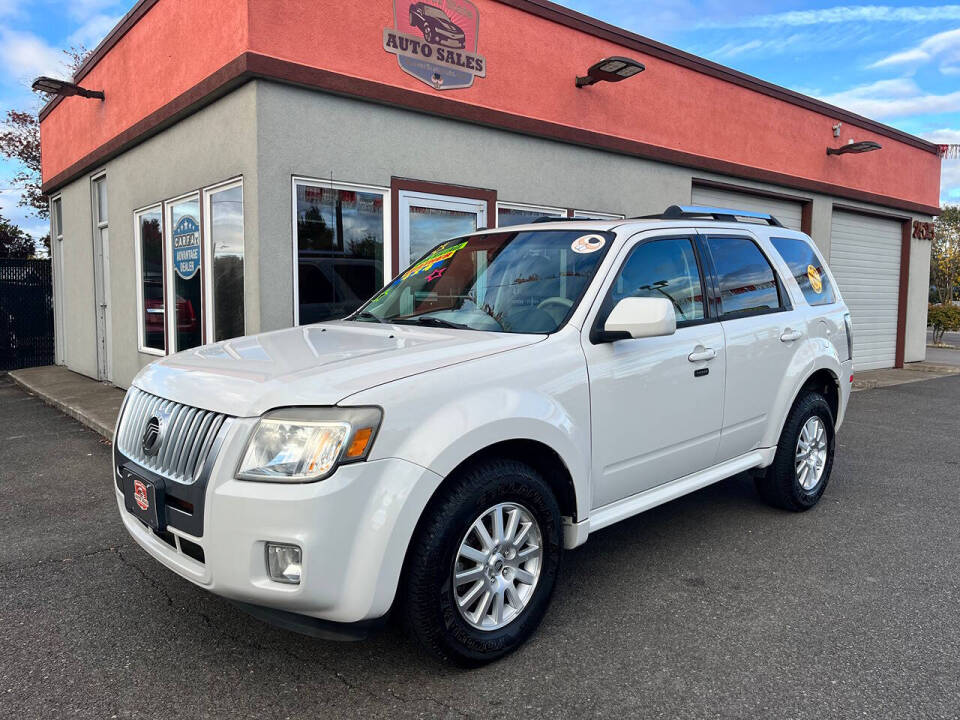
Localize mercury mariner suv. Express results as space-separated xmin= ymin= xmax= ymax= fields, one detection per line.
xmin=114 ymin=205 xmax=853 ymax=665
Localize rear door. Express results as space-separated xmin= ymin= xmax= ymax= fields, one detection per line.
xmin=700 ymin=232 xmax=803 ymax=461
xmin=582 ymin=231 xmax=725 ymax=509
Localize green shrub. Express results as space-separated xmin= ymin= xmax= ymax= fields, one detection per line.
xmin=929 ymin=303 xmax=960 ymax=345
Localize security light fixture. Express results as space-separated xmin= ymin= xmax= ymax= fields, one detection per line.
xmin=576 ymin=57 xmax=645 ymax=88
xmin=31 ymin=76 xmax=104 ymax=100
xmin=827 ymin=140 xmax=881 ymax=156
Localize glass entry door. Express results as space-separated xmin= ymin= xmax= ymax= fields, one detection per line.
xmin=398 ymin=191 xmax=487 ymax=268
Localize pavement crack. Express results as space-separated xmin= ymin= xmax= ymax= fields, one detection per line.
xmin=116 ymin=547 xmax=175 ymax=608
xmin=0 ymin=544 xmax=129 ymax=576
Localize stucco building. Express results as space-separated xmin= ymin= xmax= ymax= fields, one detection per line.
xmin=39 ymin=0 xmax=942 ymax=386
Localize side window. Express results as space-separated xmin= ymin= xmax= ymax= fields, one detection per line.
xmin=706 ymin=236 xmax=782 ymax=318
xmin=608 ymin=237 xmax=706 ymax=325
xmin=770 ymin=237 xmax=836 ymax=306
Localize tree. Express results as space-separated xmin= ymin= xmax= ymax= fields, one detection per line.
xmin=0 ymin=214 xmax=36 ymax=258
xmin=931 ymin=205 xmax=960 ymax=304
xmin=0 ymin=46 xmax=91 ymax=221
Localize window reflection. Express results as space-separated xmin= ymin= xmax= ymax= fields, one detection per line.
xmin=296 ymin=184 xmax=384 ymax=324
xmin=139 ymin=210 xmax=164 ymax=351
xmin=707 ymin=236 xmax=781 ymax=317
xmin=408 ymin=205 xmax=477 ymax=261
xmin=209 ymin=185 xmax=244 ymax=341
xmin=611 ymin=238 xmax=705 ymax=324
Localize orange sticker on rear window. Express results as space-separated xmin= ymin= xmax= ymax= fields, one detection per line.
xmin=807 ymin=264 xmax=823 ymax=293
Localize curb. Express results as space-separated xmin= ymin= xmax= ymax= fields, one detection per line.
xmin=7 ymin=370 xmax=116 ymax=441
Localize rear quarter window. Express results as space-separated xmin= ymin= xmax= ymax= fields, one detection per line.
xmin=770 ymin=237 xmax=836 ymax=306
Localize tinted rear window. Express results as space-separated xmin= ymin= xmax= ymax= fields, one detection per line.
xmin=706 ymin=236 xmax=782 ymax=318
xmin=770 ymin=237 xmax=835 ymax=306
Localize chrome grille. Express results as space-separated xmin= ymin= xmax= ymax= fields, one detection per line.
xmin=117 ymin=387 xmax=229 ymax=484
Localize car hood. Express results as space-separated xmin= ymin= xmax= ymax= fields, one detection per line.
xmin=133 ymin=321 xmax=543 ymax=417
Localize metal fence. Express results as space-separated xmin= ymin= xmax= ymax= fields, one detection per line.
xmin=0 ymin=259 xmax=54 ymax=371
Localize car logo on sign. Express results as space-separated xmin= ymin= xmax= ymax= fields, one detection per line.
xmin=383 ymin=0 xmax=486 ymax=91
xmin=142 ymin=416 xmax=163 ymax=456
xmin=133 ymin=479 xmax=150 ymax=512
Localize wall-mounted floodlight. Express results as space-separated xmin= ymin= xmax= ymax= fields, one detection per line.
xmin=827 ymin=141 xmax=881 ymax=156
xmin=31 ymin=76 xmax=104 ymax=100
xmin=576 ymin=57 xmax=645 ymax=88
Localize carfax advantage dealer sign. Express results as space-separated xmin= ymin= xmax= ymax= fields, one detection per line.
xmin=384 ymin=0 xmax=486 ymax=90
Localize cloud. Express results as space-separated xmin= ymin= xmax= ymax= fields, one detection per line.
xmin=68 ymin=12 xmax=123 ymax=49
xmin=0 ymin=29 xmax=67 ymax=83
xmin=699 ymin=5 xmax=960 ymax=29
xmin=818 ymin=78 xmax=960 ymax=119
xmin=927 ymin=129 xmax=960 ymax=144
xmin=869 ymin=27 xmax=960 ymax=74
xmin=941 ymin=161 xmax=960 ymax=203
xmin=61 ymin=0 xmax=126 ymax=23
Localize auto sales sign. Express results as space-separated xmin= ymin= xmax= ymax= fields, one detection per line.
xmin=384 ymin=0 xmax=485 ymax=90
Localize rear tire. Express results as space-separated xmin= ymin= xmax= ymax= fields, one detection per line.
xmin=755 ymin=392 xmax=835 ymax=511
xmin=401 ymin=458 xmax=562 ymax=666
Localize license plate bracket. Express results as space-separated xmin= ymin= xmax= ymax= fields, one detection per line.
xmin=122 ymin=471 xmax=165 ymax=531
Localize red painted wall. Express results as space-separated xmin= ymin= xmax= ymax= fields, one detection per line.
xmin=40 ymin=0 xmax=248 ymax=181
xmin=41 ymin=0 xmax=941 ymax=209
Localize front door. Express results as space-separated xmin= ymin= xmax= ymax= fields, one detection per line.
xmin=398 ymin=190 xmax=487 ymax=267
xmin=582 ymin=233 xmax=725 ymax=509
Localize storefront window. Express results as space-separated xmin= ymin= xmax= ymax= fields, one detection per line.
xmin=168 ymin=195 xmax=203 ymax=350
xmin=295 ymin=181 xmax=385 ymax=325
xmin=136 ymin=208 xmax=164 ymax=352
xmin=497 ymin=203 xmax=565 ymax=227
xmin=207 ymin=183 xmax=244 ymax=341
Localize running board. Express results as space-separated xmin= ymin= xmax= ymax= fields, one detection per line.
xmin=563 ymin=448 xmax=774 ymax=549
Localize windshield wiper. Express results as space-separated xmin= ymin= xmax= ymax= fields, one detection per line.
xmin=407 ymin=316 xmax=470 ymax=329
xmin=349 ymin=311 xmax=387 ymax=324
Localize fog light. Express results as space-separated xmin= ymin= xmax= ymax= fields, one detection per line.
xmin=265 ymin=543 xmax=302 ymax=584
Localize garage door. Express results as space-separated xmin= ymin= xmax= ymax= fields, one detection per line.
xmin=692 ymin=185 xmax=804 ymax=231
xmin=828 ymin=210 xmax=902 ymax=371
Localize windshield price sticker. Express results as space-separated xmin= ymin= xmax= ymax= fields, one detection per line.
xmin=571 ymin=235 xmax=606 ymax=254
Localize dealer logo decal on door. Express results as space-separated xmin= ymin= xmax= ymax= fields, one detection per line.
xmin=384 ymin=0 xmax=486 ymax=90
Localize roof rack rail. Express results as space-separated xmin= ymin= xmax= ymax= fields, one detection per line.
xmin=638 ymin=205 xmax=784 ymax=227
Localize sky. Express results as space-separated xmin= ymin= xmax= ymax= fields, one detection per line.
xmin=0 ymin=0 xmax=957 ymax=246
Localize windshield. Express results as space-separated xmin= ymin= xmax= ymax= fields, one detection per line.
xmin=423 ymin=6 xmax=450 ymax=19
xmin=350 ymin=229 xmax=614 ymax=333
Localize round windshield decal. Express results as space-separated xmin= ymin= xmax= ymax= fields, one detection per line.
xmin=807 ymin=264 xmax=823 ymax=293
xmin=571 ymin=234 xmax=606 ymax=254
xmin=173 ymin=216 xmax=201 ymax=280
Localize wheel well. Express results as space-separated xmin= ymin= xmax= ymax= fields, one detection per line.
xmin=442 ymin=439 xmax=579 ymax=522
xmin=800 ymin=369 xmax=840 ymax=421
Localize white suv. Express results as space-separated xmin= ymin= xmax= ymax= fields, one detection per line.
xmin=114 ymin=205 xmax=853 ymax=665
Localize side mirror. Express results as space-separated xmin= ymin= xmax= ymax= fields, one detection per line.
xmin=599 ymin=297 xmax=676 ymax=342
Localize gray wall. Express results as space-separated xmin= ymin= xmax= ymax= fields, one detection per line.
xmin=53 ymin=83 xmax=260 ymax=387
xmin=52 ymin=78 xmax=933 ymax=386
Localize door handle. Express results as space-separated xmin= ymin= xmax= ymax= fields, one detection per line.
xmin=780 ymin=329 xmax=803 ymax=342
xmin=688 ymin=347 xmax=717 ymax=363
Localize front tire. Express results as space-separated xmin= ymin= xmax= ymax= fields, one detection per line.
xmin=755 ymin=391 xmax=835 ymax=511
xmin=401 ymin=458 xmax=562 ymax=666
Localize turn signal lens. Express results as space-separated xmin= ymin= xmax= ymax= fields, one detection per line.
xmin=345 ymin=427 xmax=374 ymax=459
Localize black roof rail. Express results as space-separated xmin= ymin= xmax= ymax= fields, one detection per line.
xmin=636 ymin=204 xmax=784 ymax=227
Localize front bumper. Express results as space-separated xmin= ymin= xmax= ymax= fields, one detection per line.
xmin=115 ymin=421 xmax=443 ymax=624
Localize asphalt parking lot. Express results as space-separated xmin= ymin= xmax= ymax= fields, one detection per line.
xmin=2 ymin=373 xmax=960 ymax=719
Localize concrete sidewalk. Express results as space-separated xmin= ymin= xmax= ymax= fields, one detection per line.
xmin=7 ymin=365 xmax=125 ymax=439
xmin=7 ymin=360 xmax=960 ymax=442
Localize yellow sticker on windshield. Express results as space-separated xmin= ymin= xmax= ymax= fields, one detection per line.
xmin=807 ymin=264 xmax=823 ymax=293
xmin=571 ymin=234 xmax=606 ymax=254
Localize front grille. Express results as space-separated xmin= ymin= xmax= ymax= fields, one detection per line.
xmin=117 ymin=387 xmax=229 ymax=484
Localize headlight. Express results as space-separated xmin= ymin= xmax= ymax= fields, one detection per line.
xmin=236 ymin=407 xmax=382 ymax=483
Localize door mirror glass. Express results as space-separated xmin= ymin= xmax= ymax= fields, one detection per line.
xmin=603 ymin=297 xmax=676 ymax=340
